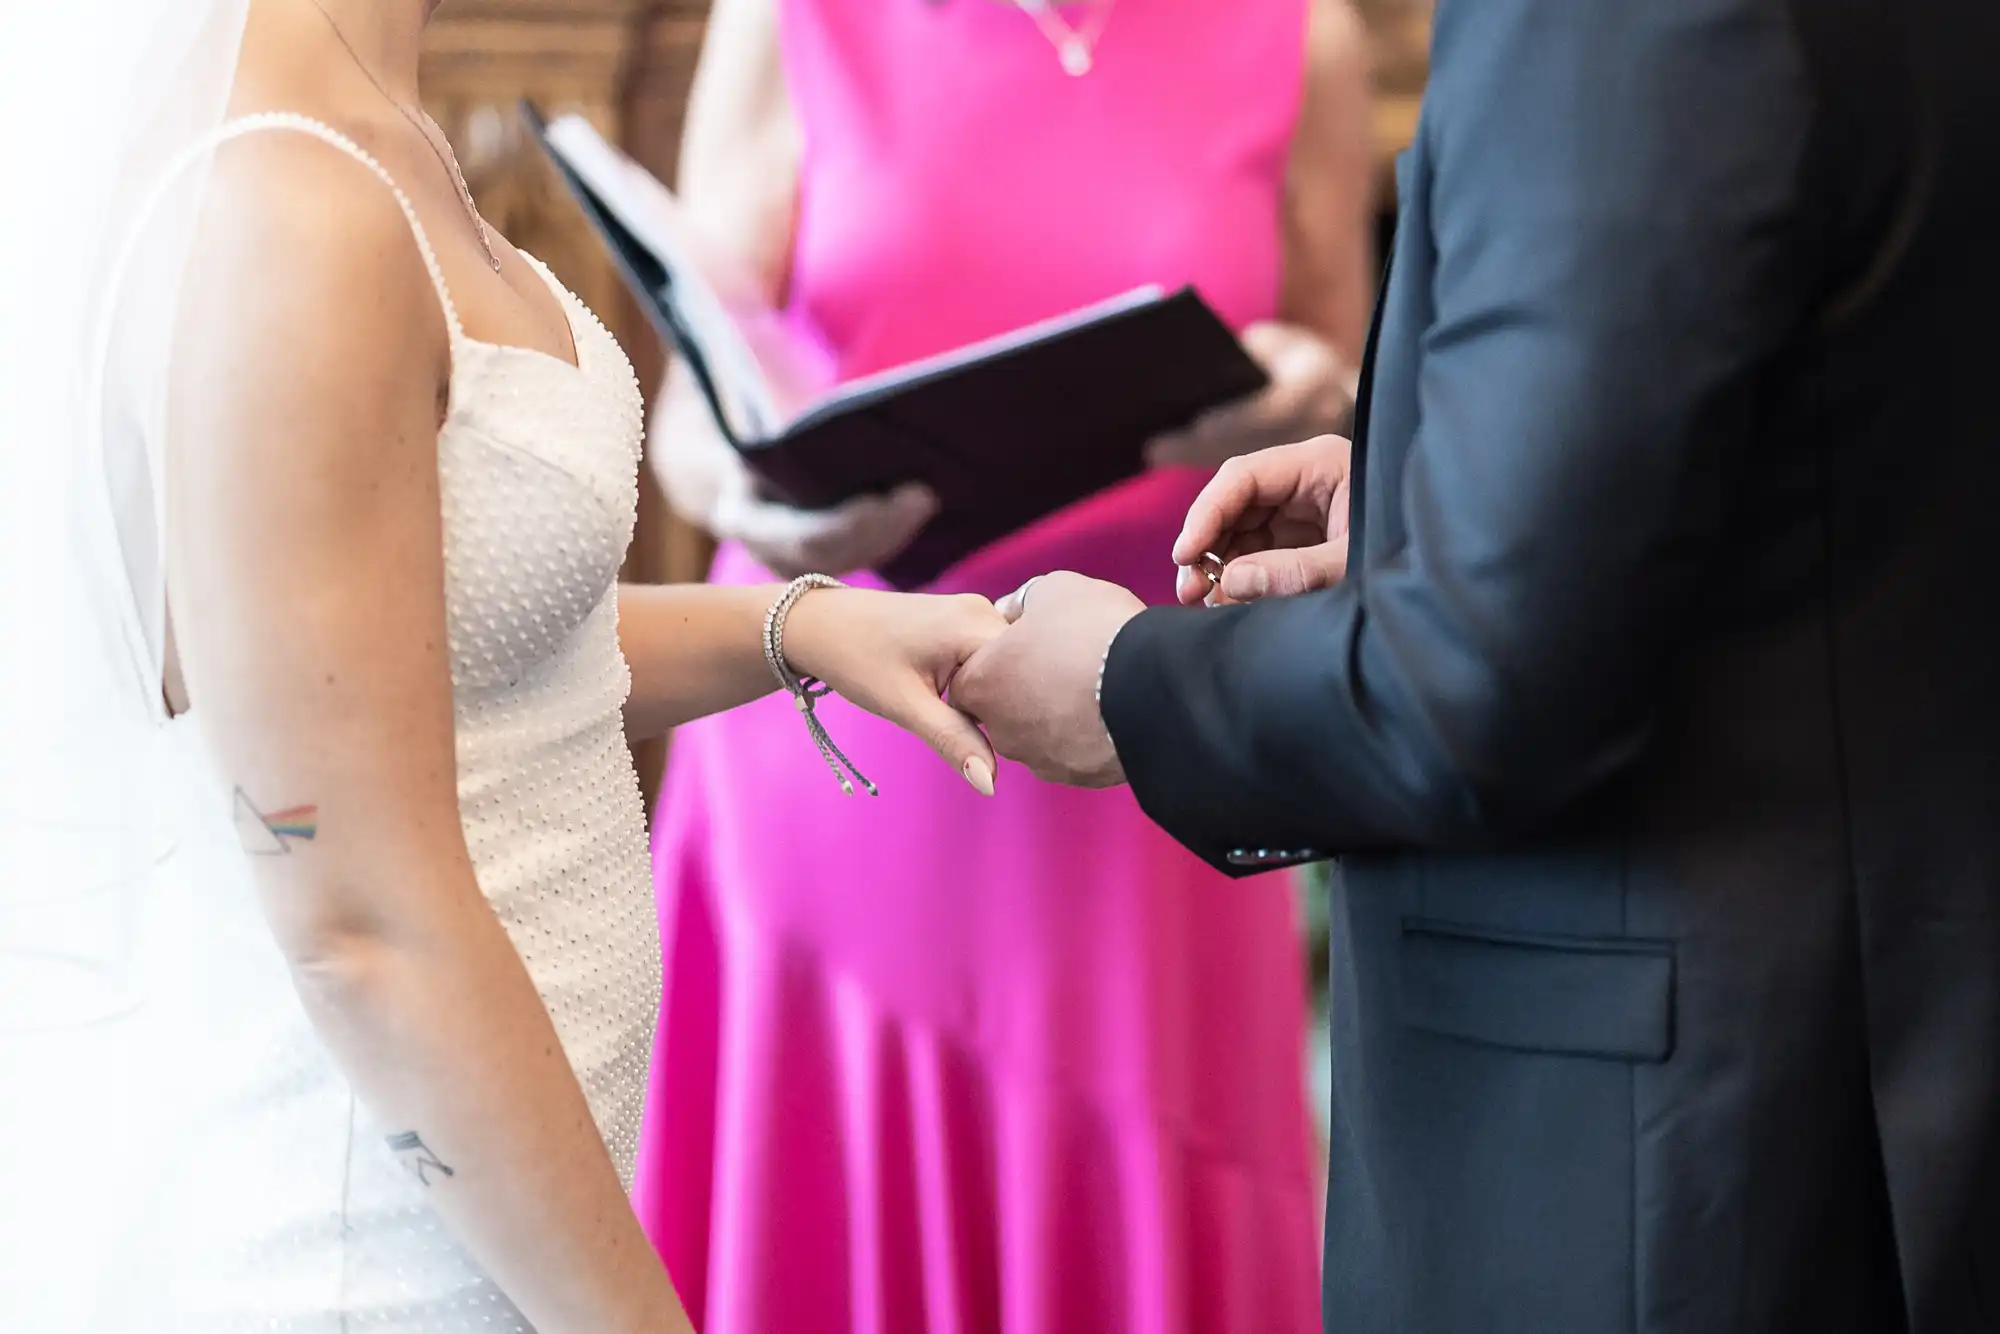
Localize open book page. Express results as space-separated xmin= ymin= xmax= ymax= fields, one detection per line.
xmin=542 ymin=115 xmax=833 ymax=439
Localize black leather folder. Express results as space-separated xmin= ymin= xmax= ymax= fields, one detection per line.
xmin=524 ymin=100 xmax=1266 ymax=589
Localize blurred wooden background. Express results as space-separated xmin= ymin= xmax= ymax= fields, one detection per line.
xmin=1354 ymin=0 xmax=1430 ymax=196
xmin=419 ymin=0 xmax=1432 ymax=807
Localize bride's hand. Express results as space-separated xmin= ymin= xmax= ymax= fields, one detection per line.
xmin=781 ymin=589 xmax=1008 ymax=795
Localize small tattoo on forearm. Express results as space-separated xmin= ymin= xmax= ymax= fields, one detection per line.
xmin=233 ymin=786 xmax=319 ymax=855
xmin=386 ymin=1132 xmax=456 ymax=1187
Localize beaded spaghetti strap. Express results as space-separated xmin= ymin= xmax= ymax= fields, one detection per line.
xmin=204 ymin=112 xmax=469 ymax=344
xmin=84 ymin=111 xmax=470 ymax=719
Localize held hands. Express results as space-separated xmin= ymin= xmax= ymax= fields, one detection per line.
xmin=805 ymin=436 xmax=1352 ymax=793
xmin=949 ymin=573 xmax=1146 ymax=788
xmin=1173 ymin=434 xmax=1353 ymax=606
xmin=782 ymin=587 xmax=1008 ymax=794
xmin=1145 ymin=322 xmax=1358 ymax=469
xmin=920 ymin=435 xmax=1355 ymax=791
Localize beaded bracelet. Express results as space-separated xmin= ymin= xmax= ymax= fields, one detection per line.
xmin=763 ymin=575 xmax=879 ymax=796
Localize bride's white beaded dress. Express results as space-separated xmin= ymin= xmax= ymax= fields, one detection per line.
xmin=120 ymin=114 xmax=662 ymax=1331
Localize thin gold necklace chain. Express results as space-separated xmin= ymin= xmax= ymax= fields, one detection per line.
xmin=300 ymin=0 xmax=503 ymax=271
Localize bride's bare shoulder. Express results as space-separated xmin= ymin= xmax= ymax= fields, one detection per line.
xmin=182 ymin=123 xmax=451 ymax=381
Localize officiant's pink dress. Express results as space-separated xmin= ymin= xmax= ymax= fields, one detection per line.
xmin=635 ymin=1 xmax=1320 ymax=1330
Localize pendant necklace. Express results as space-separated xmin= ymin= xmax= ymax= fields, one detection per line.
xmin=1013 ymin=0 xmax=1119 ymax=77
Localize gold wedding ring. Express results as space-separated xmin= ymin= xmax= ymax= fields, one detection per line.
xmin=1197 ymin=552 xmax=1226 ymax=592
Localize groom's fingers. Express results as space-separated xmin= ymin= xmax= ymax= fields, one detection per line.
xmin=1175 ymin=564 xmax=1212 ymax=607
xmin=997 ymin=571 xmax=1080 ymax=624
xmin=1173 ymin=444 xmax=1310 ymax=565
xmin=1173 ymin=436 xmax=1350 ymax=566
xmin=995 ymin=578 xmax=1035 ymax=624
xmin=1218 ymin=539 xmax=1349 ymax=602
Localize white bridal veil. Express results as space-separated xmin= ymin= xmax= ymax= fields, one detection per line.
xmin=0 ymin=1 xmax=249 ymax=1326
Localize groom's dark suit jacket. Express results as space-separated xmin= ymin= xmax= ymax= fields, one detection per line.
xmin=1101 ymin=0 xmax=2000 ymax=1329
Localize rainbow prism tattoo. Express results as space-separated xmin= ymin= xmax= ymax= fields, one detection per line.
xmin=233 ymin=786 xmax=319 ymax=855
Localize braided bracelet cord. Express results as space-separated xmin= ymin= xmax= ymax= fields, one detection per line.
xmin=763 ymin=575 xmax=879 ymax=796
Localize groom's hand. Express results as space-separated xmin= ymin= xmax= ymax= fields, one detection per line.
xmin=950 ymin=573 xmax=1145 ymax=788
xmin=1173 ymin=434 xmax=1353 ymax=606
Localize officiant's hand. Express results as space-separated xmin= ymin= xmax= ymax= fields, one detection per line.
xmin=949 ymin=573 xmax=1145 ymax=788
xmin=1144 ymin=322 xmax=1358 ymax=469
xmin=649 ymin=373 xmax=938 ymax=579
xmin=1173 ymin=434 xmax=1353 ymax=606
xmin=713 ymin=466 xmax=939 ymax=580
xmin=784 ymin=587 xmax=1008 ymax=794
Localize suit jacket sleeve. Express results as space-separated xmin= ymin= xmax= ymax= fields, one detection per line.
xmin=1101 ymin=0 xmax=1817 ymax=870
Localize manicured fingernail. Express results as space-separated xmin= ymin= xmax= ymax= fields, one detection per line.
xmin=963 ymin=757 xmax=995 ymax=796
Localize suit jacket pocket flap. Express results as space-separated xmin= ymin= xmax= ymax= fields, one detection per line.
xmin=1399 ymin=920 xmax=1675 ymax=1063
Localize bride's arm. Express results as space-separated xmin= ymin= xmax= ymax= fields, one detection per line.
xmin=166 ymin=138 xmax=688 ymax=1334
xmin=615 ymin=580 xmax=1003 ymax=795
xmin=616 ymin=582 xmax=783 ymax=735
